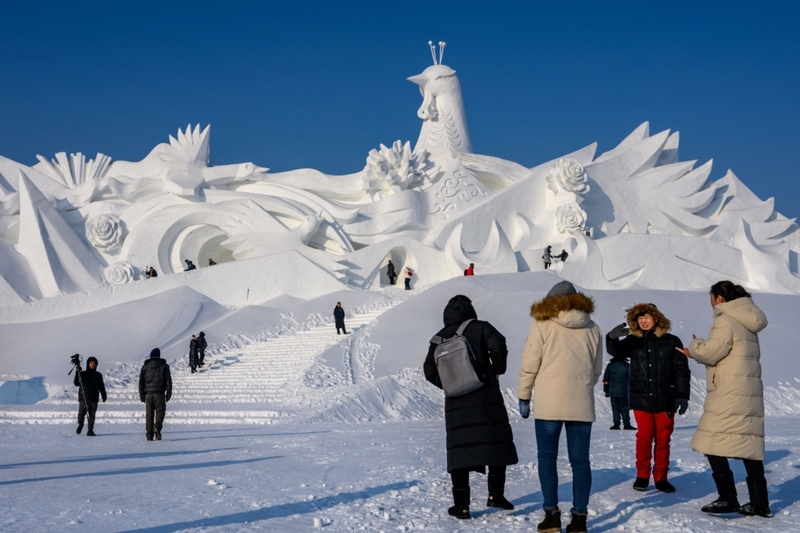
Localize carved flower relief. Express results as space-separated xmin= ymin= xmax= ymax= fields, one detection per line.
xmin=556 ymin=203 xmax=588 ymax=234
xmin=546 ymin=158 xmax=590 ymax=196
xmin=362 ymin=140 xmax=438 ymax=200
xmin=105 ymin=261 xmax=135 ymax=285
xmin=86 ymin=213 xmax=124 ymax=251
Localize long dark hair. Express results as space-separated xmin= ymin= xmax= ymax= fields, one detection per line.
xmin=710 ymin=280 xmax=751 ymax=302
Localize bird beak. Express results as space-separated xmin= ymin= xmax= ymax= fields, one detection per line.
xmin=407 ymin=74 xmax=426 ymax=86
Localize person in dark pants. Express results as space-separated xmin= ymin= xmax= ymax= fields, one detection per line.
xmin=555 ymin=249 xmax=569 ymax=262
xmin=404 ymin=267 xmax=413 ymax=290
xmin=424 ymin=295 xmax=518 ymax=520
xmin=386 ymin=260 xmax=397 ymax=285
xmin=139 ymin=348 xmax=172 ymax=441
xmin=198 ymin=331 xmax=208 ymax=366
xmin=334 ymin=302 xmax=347 ymax=334
xmin=603 ymin=356 xmax=635 ymax=430
xmin=542 ymin=245 xmax=552 ymax=269
xmin=74 ymin=356 xmax=107 ymax=436
xmin=606 ymin=303 xmax=690 ymax=493
xmin=189 ymin=335 xmax=199 ymax=373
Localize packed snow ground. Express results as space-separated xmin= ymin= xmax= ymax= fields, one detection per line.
xmin=2 ymin=272 xmax=800 ymax=531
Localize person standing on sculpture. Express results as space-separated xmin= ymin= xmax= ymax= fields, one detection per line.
xmin=139 ymin=348 xmax=172 ymax=441
xmin=74 ymin=356 xmax=107 ymax=436
xmin=207 ymin=258 xmax=217 ymax=266
xmin=184 ymin=259 xmax=196 ymax=271
xmin=423 ymin=295 xmax=518 ymax=520
xmin=386 ymin=260 xmax=397 ymax=285
xmin=542 ymin=246 xmax=552 ymax=269
xmin=517 ymin=280 xmax=603 ymax=533
xmin=555 ymin=249 xmax=569 ymax=263
xmin=465 ymin=263 xmax=475 ymax=276
xmin=405 ymin=267 xmax=413 ymax=290
xmin=606 ymin=303 xmax=690 ymax=493
xmin=334 ymin=302 xmax=348 ymax=334
xmin=189 ymin=335 xmax=200 ymax=373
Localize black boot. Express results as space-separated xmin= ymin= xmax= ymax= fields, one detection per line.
xmin=701 ymin=471 xmax=740 ymax=513
xmin=566 ymin=512 xmax=588 ymax=533
xmin=486 ymin=472 xmax=514 ymax=510
xmin=448 ymin=487 xmax=471 ymax=519
xmin=739 ymin=476 xmax=772 ymax=518
xmin=537 ymin=509 xmax=561 ymax=533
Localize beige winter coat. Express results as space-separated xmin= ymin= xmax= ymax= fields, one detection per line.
xmin=688 ymin=297 xmax=768 ymax=461
xmin=518 ymin=292 xmax=603 ymax=422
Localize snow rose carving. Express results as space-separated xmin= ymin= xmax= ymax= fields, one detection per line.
xmin=105 ymin=261 xmax=135 ymax=285
xmin=556 ymin=203 xmax=587 ymax=234
xmin=547 ymin=158 xmax=590 ymax=196
xmin=363 ymin=140 xmax=438 ymax=200
xmin=86 ymin=213 xmax=124 ymax=251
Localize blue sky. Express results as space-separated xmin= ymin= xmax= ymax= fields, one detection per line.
xmin=2 ymin=1 xmax=798 ymax=218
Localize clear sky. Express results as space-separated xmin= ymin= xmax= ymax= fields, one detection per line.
xmin=2 ymin=1 xmax=798 ymax=218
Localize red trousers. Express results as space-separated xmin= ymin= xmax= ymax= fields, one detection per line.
xmin=633 ymin=410 xmax=675 ymax=482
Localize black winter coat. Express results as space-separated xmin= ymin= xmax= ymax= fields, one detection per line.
xmin=423 ymin=298 xmax=518 ymax=472
xmin=74 ymin=368 xmax=107 ymax=403
xmin=189 ymin=339 xmax=200 ymax=366
xmin=333 ymin=306 xmax=346 ymax=328
xmin=139 ymin=358 xmax=172 ymax=400
xmin=386 ymin=263 xmax=396 ymax=277
xmin=198 ymin=334 xmax=207 ymax=353
xmin=602 ymin=358 xmax=629 ymax=398
xmin=606 ymin=332 xmax=690 ymax=412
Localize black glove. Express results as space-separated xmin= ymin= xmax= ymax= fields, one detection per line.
xmin=518 ymin=399 xmax=531 ymax=419
xmin=608 ymin=323 xmax=630 ymax=340
xmin=140 ymin=395 xmax=145 ymax=403
xmin=166 ymin=393 xmax=171 ymax=403
xmin=675 ymin=398 xmax=688 ymax=415
xmin=102 ymin=398 xmax=106 ymax=403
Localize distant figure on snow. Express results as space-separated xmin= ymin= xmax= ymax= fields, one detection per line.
xmin=207 ymin=258 xmax=217 ymax=266
xmin=405 ymin=267 xmax=413 ymax=290
xmin=139 ymin=348 xmax=172 ymax=441
xmin=146 ymin=266 xmax=158 ymax=278
xmin=184 ymin=259 xmax=196 ymax=271
xmin=542 ymin=246 xmax=552 ymax=269
xmin=74 ymin=355 xmax=107 ymax=437
xmin=386 ymin=260 xmax=397 ymax=285
xmin=334 ymin=302 xmax=347 ymax=335
xmin=189 ymin=335 xmax=200 ymax=373
xmin=603 ymin=354 xmax=634 ymax=430
xmin=198 ymin=331 xmax=207 ymax=366
xmin=555 ymin=249 xmax=569 ymax=262
xmin=465 ymin=263 xmax=475 ymax=276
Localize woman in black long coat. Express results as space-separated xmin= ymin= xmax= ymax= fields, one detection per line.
xmin=189 ymin=335 xmax=199 ymax=373
xmin=423 ymin=295 xmax=518 ymax=519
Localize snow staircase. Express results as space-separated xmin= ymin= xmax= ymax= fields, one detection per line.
xmin=0 ymin=293 xmax=410 ymax=425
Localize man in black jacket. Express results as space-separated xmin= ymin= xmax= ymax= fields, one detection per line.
xmin=74 ymin=356 xmax=107 ymax=436
xmin=198 ymin=331 xmax=208 ymax=367
xmin=606 ymin=303 xmax=690 ymax=493
xmin=139 ymin=348 xmax=172 ymax=441
xmin=333 ymin=302 xmax=347 ymax=334
xmin=423 ymin=295 xmax=518 ymax=519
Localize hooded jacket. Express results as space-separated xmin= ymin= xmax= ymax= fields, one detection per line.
xmin=606 ymin=303 xmax=691 ymax=412
xmin=74 ymin=358 xmax=107 ymax=404
xmin=423 ymin=297 xmax=518 ymax=472
xmin=139 ymin=357 xmax=172 ymax=400
xmin=602 ymin=357 xmax=629 ymax=398
xmin=688 ymin=297 xmax=768 ymax=461
xmin=517 ymin=291 xmax=603 ymax=422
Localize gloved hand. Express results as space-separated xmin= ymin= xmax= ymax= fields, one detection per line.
xmin=675 ymin=398 xmax=688 ymax=415
xmin=608 ymin=323 xmax=630 ymax=340
xmin=166 ymin=393 xmax=171 ymax=403
xmin=518 ymin=399 xmax=531 ymax=419
xmin=140 ymin=395 xmax=145 ymax=403
xmin=102 ymin=398 xmax=106 ymax=403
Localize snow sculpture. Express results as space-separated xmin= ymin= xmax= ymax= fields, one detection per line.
xmin=0 ymin=43 xmax=799 ymax=307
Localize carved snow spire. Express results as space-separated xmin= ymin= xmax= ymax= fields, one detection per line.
xmin=408 ymin=42 xmax=472 ymax=156
xmin=34 ymin=152 xmax=112 ymax=188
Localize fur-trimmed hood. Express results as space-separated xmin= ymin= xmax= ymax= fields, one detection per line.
xmin=531 ymin=292 xmax=595 ymax=321
xmin=626 ymin=303 xmax=671 ymax=337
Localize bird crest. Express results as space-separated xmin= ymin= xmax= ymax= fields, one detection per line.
xmin=428 ymin=41 xmax=446 ymax=65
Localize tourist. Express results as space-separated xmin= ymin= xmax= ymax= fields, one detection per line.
xmin=73 ymin=356 xmax=107 ymax=436
xmin=334 ymin=302 xmax=348 ymax=335
xmin=602 ymin=354 xmax=635 ymax=430
xmin=465 ymin=263 xmax=475 ymax=276
xmin=386 ymin=260 xmax=397 ymax=285
xmin=197 ymin=331 xmax=207 ymax=366
xmin=555 ymin=249 xmax=569 ymax=263
xmin=517 ymin=280 xmax=603 ymax=533
xmin=138 ymin=348 xmax=172 ymax=441
xmin=404 ymin=267 xmax=413 ymax=290
xmin=184 ymin=259 xmax=196 ymax=271
xmin=208 ymin=258 xmax=217 ymax=266
xmin=146 ymin=266 xmax=158 ymax=278
xmin=423 ymin=295 xmax=517 ymax=520
xmin=189 ymin=335 xmax=200 ymax=373
xmin=542 ymin=246 xmax=552 ymax=269
xmin=676 ymin=281 xmax=772 ymax=518
xmin=606 ymin=303 xmax=690 ymax=493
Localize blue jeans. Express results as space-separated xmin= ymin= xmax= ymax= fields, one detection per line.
xmin=535 ymin=419 xmax=592 ymax=514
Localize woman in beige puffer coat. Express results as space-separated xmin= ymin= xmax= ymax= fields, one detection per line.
xmin=678 ymin=280 xmax=771 ymax=518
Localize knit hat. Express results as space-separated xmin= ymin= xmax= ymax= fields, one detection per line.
xmin=546 ymin=280 xmax=577 ymax=298
xmin=149 ymin=348 xmax=161 ymax=359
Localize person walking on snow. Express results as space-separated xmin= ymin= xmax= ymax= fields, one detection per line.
xmin=197 ymin=331 xmax=208 ymax=367
xmin=386 ymin=260 xmax=397 ymax=285
xmin=74 ymin=356 xmax=107 ymax=436
xmin=404 ymin=267 xmax=413 ymax=290
xmin=517 ymin=280 xmax=603 ymax=533
xmin=555 ymin=249 xmax=569 ymax=262
xmin=189 ymin=335 xmax=200 ymax=373
xmin=139 ymin=348 xmax=172 ymax=441
xmin=333 ymin=302 xmax=347 ymax=334
xmin=603 ymin=355 xmax=635 ymax=430
xmin=676 ymin=281 xmax=772 ymax=518
xmin=424 ymin=295 xmax=518 ymax=520
xmin=606 ymin=303 xmax=690 ymax=493
xmin=542 ymin=246 xmax=552 ymax=269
